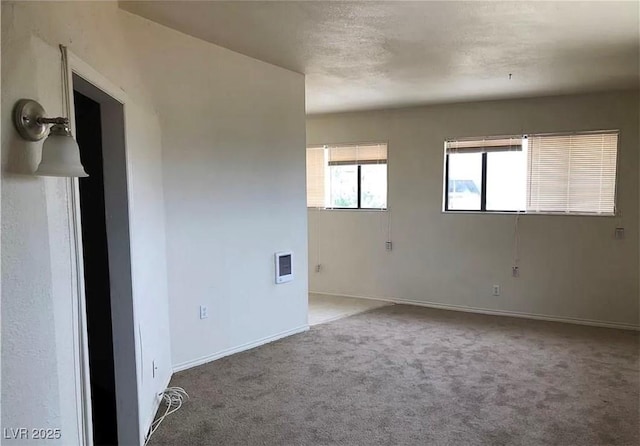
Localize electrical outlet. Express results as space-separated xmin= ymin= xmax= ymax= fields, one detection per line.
xmin=492 ymin=285 xmax=500 ymax=296
xmin=199 ymin=305 xmax=209 ymax=319
xmin=385 ymin=241 xmax=393 ymax=251
xmin=315 ymin=264 xmax=322 ymax=273
xmin=512 ymin=266 xmax=520 ymax=277
xmin=615 ymin=227 xmax=625 ymax=240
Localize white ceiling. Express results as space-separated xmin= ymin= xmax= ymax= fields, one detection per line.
xmin=120 ymin=1 xmax=639 ymax=114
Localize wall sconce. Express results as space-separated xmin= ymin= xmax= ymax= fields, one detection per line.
xmin=13 ymin=99 xmax=88 ymax=177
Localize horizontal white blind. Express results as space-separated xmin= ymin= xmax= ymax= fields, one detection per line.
xmin=306 ymin=147 xmax=326 ymax=208
xmin=328 ymin=143 xmax=387 ymax=164
xmin=527 ymin=131 xmax=618 ymax=215
xmin=446 ymin=136 xmax=522 ymax=154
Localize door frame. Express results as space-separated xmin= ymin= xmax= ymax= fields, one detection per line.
xmin=65 ymin=51 xmax=140 ymax=446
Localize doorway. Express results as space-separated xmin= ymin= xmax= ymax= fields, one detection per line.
xmin=72 ymin=74 xmax=140 ymax=445
xmin=74 ymin=90 xmax=118 ymax=445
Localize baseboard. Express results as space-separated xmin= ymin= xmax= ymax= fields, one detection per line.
xmin=172 ymin=325 xmax=310 ymax=373
xmin=310 ymin=291 xmax=640 ymax=331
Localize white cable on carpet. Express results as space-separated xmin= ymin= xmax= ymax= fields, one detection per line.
xmin=144 ymin=387 xmax=189 ymax=445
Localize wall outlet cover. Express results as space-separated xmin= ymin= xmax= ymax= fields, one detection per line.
xmin=492 ymin=285 xmax=501 ymax=296
xmin=199 ymin=305 xmax=209 ymax=319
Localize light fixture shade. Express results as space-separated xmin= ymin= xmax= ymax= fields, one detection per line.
xmin=35 ymin=127 xmax=88 ymax=177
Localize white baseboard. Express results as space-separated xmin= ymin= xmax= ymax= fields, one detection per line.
xmin=172 ymin=325 xmax=310 ymax=373
xmin=310 ymin=291 xmax=640 ymax=331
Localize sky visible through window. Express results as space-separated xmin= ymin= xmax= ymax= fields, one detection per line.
xmin=447 ymin=139 xmax=528 ymax=211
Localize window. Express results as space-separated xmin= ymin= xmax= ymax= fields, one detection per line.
xmin=445 ymin=136 xmax=525 ymax=212
xmin=444 ymin=131 xmax=619 ymax=215
xmin=306 ymin=143 xmax=387 ymax=209
xmin=527 ymin=132 xmax=618 ymax=214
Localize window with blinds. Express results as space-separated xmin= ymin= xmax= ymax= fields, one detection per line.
xmin=444 ymin=130 xmax=619 ymax=215
xmin=306 ymin=143 xmax=388 ymax=209
xmin=527 ymin=132 xmax=618 ymax=215
xmin=306 ymin=147 xmax=326 ymax=208
xmin=445 ymin=136 xmax=526 ymax=212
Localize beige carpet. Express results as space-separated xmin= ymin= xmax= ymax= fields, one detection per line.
xmin=149 ymin=305 xmax=639 ymax=445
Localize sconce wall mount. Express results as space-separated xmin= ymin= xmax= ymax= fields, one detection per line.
xmin=13 ymin=99 xmax=70 ymax=141
xmin=12 ymin=98 xmax=88 ymax=177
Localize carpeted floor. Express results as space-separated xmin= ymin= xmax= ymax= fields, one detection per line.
xmin=149 ymin=305 xmax=639 ymax=445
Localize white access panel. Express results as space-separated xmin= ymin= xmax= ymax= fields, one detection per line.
xmin=275 ymin=251 xmax=293 ymax=284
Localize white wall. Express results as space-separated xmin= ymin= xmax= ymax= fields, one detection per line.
xmin=124 ymin=10 xmax=309 ymax=370
xmin=307 ymin=91 xmax=639 ymax=328
xmin=1 ymin=2 xmax=172 ymax=444
xmin=2 ymin=2 xmax=308 ymax=444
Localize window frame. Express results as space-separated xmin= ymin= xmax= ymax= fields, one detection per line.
xmin=443 ymin=130 xmax=620 ymax=216
xmin=307 ymin=142 xmax=389 ymax=211
xmin=326 ymin=160 xmax=388 ymax=210
xmin=444 ymin=151 xmax=522 ymax=214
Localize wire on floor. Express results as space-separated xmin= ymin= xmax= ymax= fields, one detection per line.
xmin=144 ymin=387 xmax=189 ymax=445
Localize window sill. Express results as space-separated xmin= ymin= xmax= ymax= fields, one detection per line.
xmin=308 ymin=208 xmax=388 ymax=212
xmin=442 ymin=210 xmax=616 ymax=217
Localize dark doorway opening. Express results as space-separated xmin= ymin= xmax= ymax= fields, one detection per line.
xmin=74 ymin=90 xmax=119 ymax=446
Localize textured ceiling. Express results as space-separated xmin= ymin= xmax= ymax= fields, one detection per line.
xmin=120 ymin=1 xmax=639 ymax=114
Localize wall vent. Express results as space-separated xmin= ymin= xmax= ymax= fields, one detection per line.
xmin=275 ymin=251 xmax=293 ymax=284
